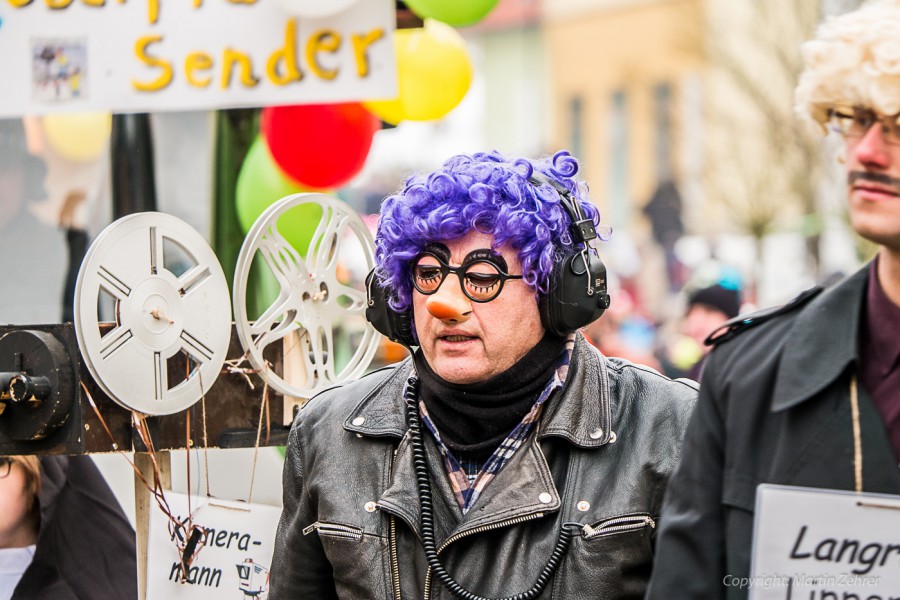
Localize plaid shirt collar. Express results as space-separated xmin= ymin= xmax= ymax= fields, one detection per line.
xmin=415 ymin=335 xmax=575 ymax=514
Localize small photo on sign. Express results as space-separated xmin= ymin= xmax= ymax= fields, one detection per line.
xmin=31 ymin=38 xmax=88 ymax=104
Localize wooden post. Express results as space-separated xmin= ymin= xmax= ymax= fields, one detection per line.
xmin=135 ymin=451 xmax=171 ymax=600
xmin=282 ymin=331 xmax=308 ymax=426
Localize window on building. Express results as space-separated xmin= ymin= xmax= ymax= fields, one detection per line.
xmin=569 ymin=96 xmax=584 ymax=161
xmin=608 ymin=90 xmax=629 ymax=228
xmin=654 ymin=82 xmax=673 ymax=182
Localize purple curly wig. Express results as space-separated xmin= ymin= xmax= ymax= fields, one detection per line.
xmin=375 ymin=150 xmax=602 ymax=311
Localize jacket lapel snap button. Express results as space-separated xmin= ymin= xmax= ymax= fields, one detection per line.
xmin=364 ymin=501 xmax=377 ymax=512
xmin=352 ymin=416 xmax=365 ymax=426
xmin=577 ymin=501 xmax=590 ymax=511
xmin=539 ymin=492 xmax=553 ymax=504
xmin=589 ymin=428 xmax=603 ymax=440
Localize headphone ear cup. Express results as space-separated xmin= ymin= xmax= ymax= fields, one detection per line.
xmin=539 ymin=251 xmax=611 ymax=336
xmin=538 ymin=261 xmax=565 ymax=337
xmin=365 ymin=270 xmax=416 ymax=347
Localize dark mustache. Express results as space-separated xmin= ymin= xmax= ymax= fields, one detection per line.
xmin=848 ymin=170 xmax=900 ymax=190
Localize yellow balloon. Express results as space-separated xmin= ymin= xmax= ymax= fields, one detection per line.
xmin=365 ymin=96 xmax=405 ymax=126
xmin=365 ymin=20 xmax=473 ymax=124
xmin=42 ymin=112 xmax=112 ymax=163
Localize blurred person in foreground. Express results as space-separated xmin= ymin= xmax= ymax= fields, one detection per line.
xmin=648 ymin=2 xmax=900 ymax=597
xmin=270 ymin=151 xmax=696 ymax=599
xmin=0 ymin=119 xmax=68 ymax=324
xmin=0 ymin=455 xmax=136 ymax=600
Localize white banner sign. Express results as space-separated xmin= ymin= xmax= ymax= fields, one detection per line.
xmin=147 ymin=492 xmax=282 ymax=600
xmin=0 ymin=0 xmax=396 ymax=117
xmin=749 ymin=484 xmax=900 ymax=599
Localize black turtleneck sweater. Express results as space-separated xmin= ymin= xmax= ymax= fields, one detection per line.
xmin=413 ymin=333 xmax=567 ymax=462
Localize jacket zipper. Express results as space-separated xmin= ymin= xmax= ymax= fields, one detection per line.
xmin=389 ymin=516 xmax=402 ymax=600
xmin=386 ymin=442 xmax=403 ymax=600
xmin=301 ymin=521 xmax=363 ymax=541
xmin=423 ymin=512 xmax=545 ymax=599
xmin=581 ymin=514 xmax=655 ymax=540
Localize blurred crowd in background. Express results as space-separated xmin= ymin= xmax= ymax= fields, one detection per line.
xmin=0 ymin=0 xmax=875 ymax=384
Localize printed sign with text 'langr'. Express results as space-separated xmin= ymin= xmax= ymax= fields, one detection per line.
xmin=750 ymin=485 xmax=900 ymax=600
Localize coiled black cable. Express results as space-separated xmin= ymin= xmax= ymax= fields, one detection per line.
xmin=403 ymin=376 xmax=578 ymax=600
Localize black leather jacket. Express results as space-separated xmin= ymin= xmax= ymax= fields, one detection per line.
xmin=270 ymin=334 xmax=697 ymax=599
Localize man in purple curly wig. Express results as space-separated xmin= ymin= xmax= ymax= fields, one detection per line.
xmin=271 ymin=150 xmax=697 ymax=600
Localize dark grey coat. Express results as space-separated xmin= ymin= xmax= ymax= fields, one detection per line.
xmin=647 ymin=264 xmax=900 ymax=599
xmin=270 ymin=334 xmax=697 ymax=599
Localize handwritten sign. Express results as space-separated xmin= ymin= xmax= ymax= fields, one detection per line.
xmin=749 ymin=485 xmax=900 ymax=599
xmin=147 ymin=492 xmax=282 ymax=600
xmin=0 ymin=0 xmax=396 ymax=117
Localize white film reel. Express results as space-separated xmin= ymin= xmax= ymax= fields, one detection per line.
xmin=74 ymin=212 xmax=232 ymax=415
xmin=233 ymin=193 xmax=379 ymax=399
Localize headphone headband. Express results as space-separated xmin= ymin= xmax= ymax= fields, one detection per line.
xmin=527 ymin=173 xmax=597 ymax=246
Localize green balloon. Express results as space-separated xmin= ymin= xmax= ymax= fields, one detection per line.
xmin=403 ymin=0 xmax=499 ymax=26
xmin=236 ymin=136 xmax=324 ymax=257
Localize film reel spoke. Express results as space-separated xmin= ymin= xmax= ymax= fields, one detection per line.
xmin=251 ymin=318 xmax=300 ymax=358
xmin=307 ymin=325 xmax=336 ymax=383
xmin=330 ymin=284 xmax=368 ymax=315
xmin=179 ymin=329 xmax=215 ymax=365
xmin=94 ymin=336 xmax=161 ymax=402
xmin=177 ymin=265 xmax=213 ymax=297
xmin=249 ymin=296 xmax=296 ymax=337
xmin=149 ymin=225 xmax=162 ymax=275
xmin=249 ymin=287 xmax=302 ymax=355
xmin=306 ymin=208 xmax=348 ymax=275
xmin=98 ymin=265 xmax=133 ymax=300
xmin=152 ymin=351 xmax=166 ymax=400
xmin=99 ymin=326 xmax=134 ymax=360
xmin=258 ymin=226 xmax=308 ymax=285
xmin=233 ymin=194 xmax=378 ymax=399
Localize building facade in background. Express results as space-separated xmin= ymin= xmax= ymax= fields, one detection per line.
xmin=536 ymin=0 xmax=862 ymax=315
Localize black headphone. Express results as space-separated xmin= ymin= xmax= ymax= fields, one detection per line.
xmin=365 ymin=175 xmax=610 ymax=346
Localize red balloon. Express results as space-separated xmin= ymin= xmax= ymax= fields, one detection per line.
xmin=261 ymin=103 xmax=380 ymax=189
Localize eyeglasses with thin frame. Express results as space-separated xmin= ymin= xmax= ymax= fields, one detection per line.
xmin=0 ymin=457 xmax=12 ymax=479
xmin=412 ymin=252 xmax=524 ymax=303
xmin=827 ymin=106 xmax=900 ymax=146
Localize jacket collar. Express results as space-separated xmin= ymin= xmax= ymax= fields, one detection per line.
xmin=343 ymin=333 xmax=613 ymax=448
xmin=771 ymin=265 xmax=869 ymax=412
xmin=538 ymin=333 xmax=613 ymax=447
xmin=343 ymin=358 xmax=413 ymax=438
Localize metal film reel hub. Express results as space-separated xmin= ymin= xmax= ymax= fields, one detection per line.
xmin=74 ymin=212 xmax=232 ymax=415
xmin=233 ymin=193 xmax=379 ymax=399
